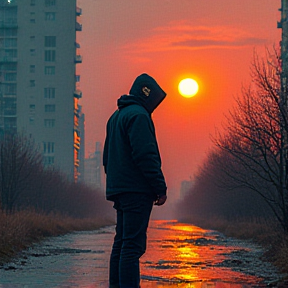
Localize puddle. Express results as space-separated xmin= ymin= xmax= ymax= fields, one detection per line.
xmin=0 ymin=220 xmax=282 ymax=287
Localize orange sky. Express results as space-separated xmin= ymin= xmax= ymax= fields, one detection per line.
xmin=77 ymin=0 xmax=281 ymax=198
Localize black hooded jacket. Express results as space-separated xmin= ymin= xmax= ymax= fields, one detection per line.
xmin=103 ymin=74 xmax=167 ymax=200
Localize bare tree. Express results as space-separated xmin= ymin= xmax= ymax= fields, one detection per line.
xmin=0 ymin=134 xmax=112 ymax=219
xmin=0 ymin=134 xmax=43 ymax=213
xmin=213 ymin=50 xmax=288 ymax=232
xmin=176 ymin=147 xmax=270 ymax=223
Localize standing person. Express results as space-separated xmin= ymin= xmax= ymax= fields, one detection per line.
xmin=103 ymin=73 xmax=167 ymax=288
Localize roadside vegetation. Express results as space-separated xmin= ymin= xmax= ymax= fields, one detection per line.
xmin=176 ymin=49 xmax=288 ymax=280
xmin=0 ymin=134 xmax=113 ymax=264
xmin=0 ymin=210 xmax=113 ymax=265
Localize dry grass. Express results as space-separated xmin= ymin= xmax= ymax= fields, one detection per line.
xmin=0 ymin=210 xmax=114 ymax=264
xmin=180 ymin=216 xmax=288 ymax=279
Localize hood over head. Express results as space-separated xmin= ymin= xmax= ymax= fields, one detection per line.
xmin=127 ymin=73 xmax=166 ymax=113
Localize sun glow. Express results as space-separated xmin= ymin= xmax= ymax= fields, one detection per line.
xmin=178 ymin=78 xmax=199 ymax=98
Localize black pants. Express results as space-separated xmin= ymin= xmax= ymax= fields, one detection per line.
xmin=109 ymin=193 xmax=154 ymax=288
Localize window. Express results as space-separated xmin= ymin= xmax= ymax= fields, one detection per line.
xmin=44 ymin=87 xmax=55 ymax=98
xmin=30 ymin=49 xmax=35 ymax=56
xmin=4 ymin=49 xmax=17 ymax=58
xmin=43 ymin=156 xmax=54 ymax=165
xmin=45 ymin=36 xmax=56 ymax=47
xmin=3 ymin=63 xmax=16 ymax=71
xmin=29 ymin=105 xmax=35 ymax=124
xmin=45 ymin=12 xmax=56 ymax=21
xmin=30 ymin=80 xmax=35 ymax=87
xmin=4 ymin=83 xmax=16 ymax=95
xmin=3 ymin=98 xmax=16 ymax=116
xmin=29 ymin=104 xmax=35 ymax=112
xmin=45 ymin=104 xmax=55 ymax=112
xmin=43 ymin=142 xmax=55 ymax=154
xmin=29 ymin=105 xmax=35 ymax=123
xmin=30 ymin=12 xmax=35 ymax=23
xmin=30 ymin=36 xmax=35 ymax=43
xmin=4 ymin=118 xmax=16 ymax=131
xmin=0 ymin=6 xmax=17 ymax=24
xmin=0 ymin=29 xmax=17 ymax=37
xmin=30 ymin=65 xmax=35 ymax=73
xmin=44 ymin=119 xmax=55 ymax=127
xmin=44 ymin=50 xmax=55 ymax=62
xmin=4 ymin=72 xmax=16 ymax=81
xmin=30 ymin=0 xmax=35 ymax=5
xmin=4 ymin=38 xmax=17 ymax=47
xmin=45 ymin=0 xmax=56 ymax=7
xmin=44 ymin=66 xmax=55 ymax=75
xmin=0 ymin=83 xmax=15 ymax=95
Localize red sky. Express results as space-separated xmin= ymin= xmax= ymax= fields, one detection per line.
xmin=77 ymin=0 xmax=281 ymax=199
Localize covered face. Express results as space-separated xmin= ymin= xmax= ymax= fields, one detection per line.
xmin=129 ymin=73 xmax=167 ymax=113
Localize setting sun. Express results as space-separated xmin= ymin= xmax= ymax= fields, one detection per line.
xmin=178 ymin=78 xmax=199 ymax=98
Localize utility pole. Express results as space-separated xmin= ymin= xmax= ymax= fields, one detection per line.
xmin=278 ymin=0 xmax=288 ymax=230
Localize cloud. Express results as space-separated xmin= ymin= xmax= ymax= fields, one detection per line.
xmin=173 ymin=37 xmax=267 ymax=49
xmin=121 ymin=20 xmax=267 ymax=57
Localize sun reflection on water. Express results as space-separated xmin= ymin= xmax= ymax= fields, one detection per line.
xmin=171 ymin=224 xmax=207 ymax=234
xmin=140 ymin=220 xmax=263 ymax=287
xmin=141 ymin=283 xmax=247 ymax=288
xmin=177 ymin=246 xmax=199 ymax=258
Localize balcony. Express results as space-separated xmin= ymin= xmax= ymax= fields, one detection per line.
xmin=0 ymin=56 xmax=17 ymax=63
xmin=0 ymin=20 xmax=18 ymax=28
xmin=0 ymin=72 xmax=17 ymax=82
xmin=74 ymin=142 xmax=80 ymax=150
xmin=74 ymin=89 xmax=82 ymax=99
xmin=0 ymin=1 xmax=17 ymax=7
xmin=75 ymin=55 xmax=82 ymax=64
xmin=4 ymin=111 xmax=17 ymax=117
xmin=74 ymin=110 xmax=79 ymax=118
xmin=75 ymin=22 xmax=82 ymax=31
xmin=74 ymin=159 xmax=80 ymax=167
xmin=74 ymin=127 xmax=80 ymax=134
xmin=76 ymin=7 xmax=82 ymax=16
xmin=74 ymin=120 xmax=79 ymax=130
xmin=74 ymin=131 xmax=80 ymax=151
xmin=2 ymin=94 xmax=16 ymax=98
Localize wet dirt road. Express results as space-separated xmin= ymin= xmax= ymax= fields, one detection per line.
xmin=0 ymin=220 xmax=282 ymax=288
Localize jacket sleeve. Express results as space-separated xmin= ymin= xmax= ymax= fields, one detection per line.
xmin=103 ymin=122 xmax=109 ymax=174
xmin=127 ymin=113 xmax=167 ymax=197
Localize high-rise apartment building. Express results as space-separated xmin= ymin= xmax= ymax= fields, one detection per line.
xmin=84 ymin=142 xmax=103 ymax=190
xmin=0 ymin=0 xmax=83 ymax=181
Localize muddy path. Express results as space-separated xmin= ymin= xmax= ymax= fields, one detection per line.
xmin=0 ymin=220 xmax=283 ymax=287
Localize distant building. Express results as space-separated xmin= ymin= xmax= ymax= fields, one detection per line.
xmin=84 ymin=142 xmax=103 ymax=189
xmin=180 ymin=179 xmax=194 ymax=200
xmin=0 ymin=0 xmax=83 ymax=181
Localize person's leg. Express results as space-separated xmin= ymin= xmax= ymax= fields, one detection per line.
xmin=109 ymin=199 xmax=123 ymax=288
xmin=119 ymin=193 xmax=154 ymax=288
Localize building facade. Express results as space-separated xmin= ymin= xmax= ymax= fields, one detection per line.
xmin=0 ymin=0 xmax=83 ymax=181
xmin=84 ymin=142 xmax=103 ymax=190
